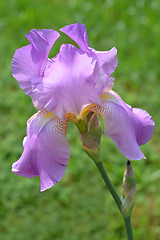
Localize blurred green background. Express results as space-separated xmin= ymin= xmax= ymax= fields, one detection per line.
xmin=0 ymin=0 xmax=160 ymax=239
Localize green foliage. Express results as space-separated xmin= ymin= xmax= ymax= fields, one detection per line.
xmin=0 ymin=0 xmax=160 ymax=239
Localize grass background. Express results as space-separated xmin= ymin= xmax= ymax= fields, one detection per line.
xmin=0 ymin=0 xmax=160 ymax=239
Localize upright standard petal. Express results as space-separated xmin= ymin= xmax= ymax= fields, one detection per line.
xmin=12 ymin=29 xmax=60 ymax=96
xmin=101 ymin=91 xmax=155 ymax=160
xmin=33 ymin=44 xmax=101 ymax=118
xmin=60 ymin=23 xmax=118 ymax=90
xmin=12 ymin=111 xmax=70 ymax=191
xmin=60 ymin=22 xmax=90 ymax=52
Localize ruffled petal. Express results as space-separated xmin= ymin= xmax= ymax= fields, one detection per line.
xmin=101 ymin=91 xmax=155 ymax=160
xmin=12 ymin=29 xmax=60 ymax=96
xmin=93 ymin=47 xmax=118 ymax=75
xmin=60 ymin=23 xmax=118 ymax=90
xmin=12 ymin=111 xmax=70 ymax=191
xmin=33 ymin=44 xmax=101 ymax=118
xmin=60 ymin=22 xmax=90 ymax=52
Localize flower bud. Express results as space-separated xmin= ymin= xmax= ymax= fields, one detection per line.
xmin=80 ymin=113 xmax=102 ymax=163
xmin=87 ymin=112 xmax=101 ymax=143
xmin=121 ymin=161 xmax=137 ymax=217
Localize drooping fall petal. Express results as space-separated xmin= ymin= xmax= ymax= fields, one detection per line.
xmin=101 ymin=91 xmax=155 ymax=160
xmin=12 ymin=111 xmax=70 ymax=191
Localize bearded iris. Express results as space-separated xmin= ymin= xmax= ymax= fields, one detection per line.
xmin=11 ymin=23 xmax=155 ymax=191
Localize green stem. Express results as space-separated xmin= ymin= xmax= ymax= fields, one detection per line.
xmin=96 ymin=161 xmax=122 ymax=211
xmin=124 ymin=216 xmax=134 ymax=240
xmin=95 ymin=161 xmax=134 ymax=240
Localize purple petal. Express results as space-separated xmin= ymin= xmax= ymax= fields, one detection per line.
xmin=33 ymin=44 xmax=101 ymax=118
xmin=102 ymin=91 xmax=155 ymax=160
xmin=12 ymin=111 xmax=70 ymax=191
xmin=93 ymin=47 xmax=118 ymax=75
xmin=12 ymin=29 xmax=60 ymax=96
xmin=60 ymin=22 xmax=90 ymax=52
xmin=60 ymin=23 xmax=118 ymax=91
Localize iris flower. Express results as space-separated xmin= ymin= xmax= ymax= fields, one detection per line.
xmin=12 ymin=23 xmax=155 ymax=191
